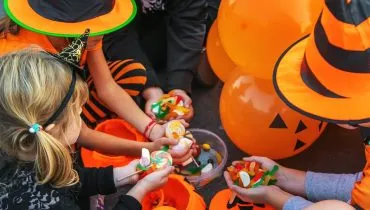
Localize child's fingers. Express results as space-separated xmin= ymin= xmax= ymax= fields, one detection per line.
xmin=179 ymin=119 xmax=189 ymax=127
xmin=158 ymin=137 xmax=178 ymax=146
xmin=224 ymin=171 xmax=234 ymax=187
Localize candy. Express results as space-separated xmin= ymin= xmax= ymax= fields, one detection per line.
xmin=201 ymin=163 xmax=213 ymax=174
xmin=151 ymin=94 xmax=190 ymax=121
xmin=171 ymin=138 xmax=193 ymax=157
xmin=165 ymin=120 xmax=186 ymax=140
xmin=139 ymin=148 xmax=151 ymax=168
xmin=238 ymin=171 xmax=251 ymax=187
xmin=227 ymin=160 xmax=278 ymax=189
xmin=202 ymin=143 xmax=211 ymax=151
xmin=151 ymin=151 xmax=173 ymax=169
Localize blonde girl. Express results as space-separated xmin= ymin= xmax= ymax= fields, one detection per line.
xmin=0 ymin=49 xmax=174 ymax=210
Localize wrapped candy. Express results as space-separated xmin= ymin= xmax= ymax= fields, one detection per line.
xmin=151 ymin=94 xmax=190 ymax=121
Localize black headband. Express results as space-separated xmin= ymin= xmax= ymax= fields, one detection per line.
xmin=43 ymin=69 xmax=76 ymax=127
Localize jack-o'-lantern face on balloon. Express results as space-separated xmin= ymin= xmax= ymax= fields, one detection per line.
xmin=220 ymin=71 xmax=327 ymax=160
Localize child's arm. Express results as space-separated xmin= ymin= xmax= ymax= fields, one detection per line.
xmin=78 ymin=123 xmax=177 ymax=156
xmin=86 ymin=48 xmax=163 ymax=139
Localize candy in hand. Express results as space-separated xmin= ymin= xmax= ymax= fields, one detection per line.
xmin=165 ymin=120 xmax=186 ymax=140
xmin=227 ymin=160 xmax=278 ymax=189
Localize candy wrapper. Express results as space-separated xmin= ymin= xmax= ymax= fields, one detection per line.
xmin=151 ymin=94 xmax=190 ymax=121
xmin=227 ymin=161 xmax=278 ymax=189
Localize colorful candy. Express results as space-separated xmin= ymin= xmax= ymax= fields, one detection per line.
xmin=202 ymin=143 xmax=211 ymax=151
xmin=151 ymin=94 xmax=190 ymax=121
xmin=165 ymin=120 xmax=186 ymax=140
xmin=227 ymin=160 xmax=278 ymax=189
xmin=151 ymin=151 xmax=173 ymax=170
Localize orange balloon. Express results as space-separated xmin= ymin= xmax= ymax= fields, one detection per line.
xmin=217 ymin=0 xmax=323 ymax=79
xmin=206 ymin=19 xmax=237 ymax=82
xmin=209 ymin=189 xmax=275 ymax=210
xmin=220 ymin=71 xmax=327 ymax=159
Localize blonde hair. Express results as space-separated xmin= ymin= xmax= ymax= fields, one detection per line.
xmin=0 ymin=49 xmax=88 ymax=188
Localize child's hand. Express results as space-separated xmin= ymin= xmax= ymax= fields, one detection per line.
xmin=113 ymin=160 xmax=140 ymax=187
xmin=224 ymin=171 xmax=279 ymax=204
xmin=237 ymin=156 xmax=286 ymax=183
xmin=143 ymin=87 xmax=164 ymax=120
xmin=149 ymin=137 xmax=178 ymax=152
xmin=149 ymin=119 xmax=189 ymax=140
xmin=127 ymin=166 xmax=174 ymax=202
xmin=169 ymin=89 xmax=194 ymax=122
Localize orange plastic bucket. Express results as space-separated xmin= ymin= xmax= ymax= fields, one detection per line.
xmin=81 ymin=119 xmax=147 ymax=168
xmin=142 ymin=174 xmax=206 ymax=210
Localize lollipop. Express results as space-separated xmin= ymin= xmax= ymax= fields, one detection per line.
xmin=151 ymin=151 xmax=173 ymax=169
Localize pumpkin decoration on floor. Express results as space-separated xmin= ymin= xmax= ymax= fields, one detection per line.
xmin=220 ymin=72 xmax=327 ymax=159
xmin=209 ymin=189 xmax=275 ymax=210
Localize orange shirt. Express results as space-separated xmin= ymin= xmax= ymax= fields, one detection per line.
xmin=0 ymin=28 xmax=88 ymax=65
xmin=0 ymin=28 xmax=57 ymax=55
xmin=352 ymin=145 xmax=370 ymax=209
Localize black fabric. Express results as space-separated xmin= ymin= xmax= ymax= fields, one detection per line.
xmin=301 ymin=55 xmax=346 ymax=98
xmin=113 ymin=195 xmax=142 ymax=210
xmin=28 ymin=0 xmax=114 ymax=22
xmin=0 ymin=151 xmax=118 ymax=210
xmin=103 ymin=0 xmax=207 ymax=94
xmin=325 ymin=0 xmax=370 ymax=26
xmin=314 ymin=16 xmax=369 ymax=73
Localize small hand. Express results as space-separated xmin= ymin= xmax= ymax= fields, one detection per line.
xmin=149 ymin=137 xmax=178 ymax=152
xmin=237 ymin=156 xmax=286 ymax=183
xmin=143 ymin=87 xmax=164 ymax=120
xmin=169 ymin=89 xmax=194 ymax=122
xmin=149 ymin=119 xmax=189 ymax=140
xmin=137 ymin=166 xmax=174 ymax=192
xmin=224 ymin=171 xmax=278 ymax=204
xmin=114 ymin=160 xmax=140 ymax=187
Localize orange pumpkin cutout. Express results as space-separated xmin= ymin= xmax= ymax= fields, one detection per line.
xmin=210 ymin=189 xmax=275 ymax=210
xmin=81 ymin=119 xmax=147 ymax=168
xmin=217 ymin=0 xmax=323 ymax=79
xmin=220 ymin=72 xmax=327 ymax=160
xmin=142 ymin=175 xmax=206 ymax=210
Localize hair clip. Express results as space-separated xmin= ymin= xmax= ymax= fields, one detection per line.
xmin=29 ymin=123 xmax=42 ymax=134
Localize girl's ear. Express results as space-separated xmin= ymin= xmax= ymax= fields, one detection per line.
xmin=45 ymin=124 xmax=56 ymax=132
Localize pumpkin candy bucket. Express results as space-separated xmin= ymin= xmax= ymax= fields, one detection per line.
xmin=81 ymin=119 xmax=147 ymax=168
xmin=210 ymin=189 xmax=275 ymax=210
xmin=142 ymin=174 xmax=206 ymax=210
xmin=80 ymin=119 xmax=147 ymax=210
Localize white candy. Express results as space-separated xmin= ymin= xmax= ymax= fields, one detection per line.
xmin=139 ymin=148 xmax=151 ymax=167
xmin=171 ymin=138 xmax=193 ymax=157
xmin=238 ymin=171 xmax=251 ymax=187
xmin=201 ymin=163 xmax=213 ymax=174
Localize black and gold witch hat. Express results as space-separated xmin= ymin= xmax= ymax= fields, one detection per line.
xmin=48 ymin=29 xmax=90 ymax=79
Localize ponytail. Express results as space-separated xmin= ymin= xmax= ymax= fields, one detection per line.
xmin=35 ymin=131 xmax=79 ymax=187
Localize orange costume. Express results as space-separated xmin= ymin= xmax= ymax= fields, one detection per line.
xmin=272 ymin=0 xmax=369 ymax=209
xmin=1 ymin=0 xmax=147 ymax=127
